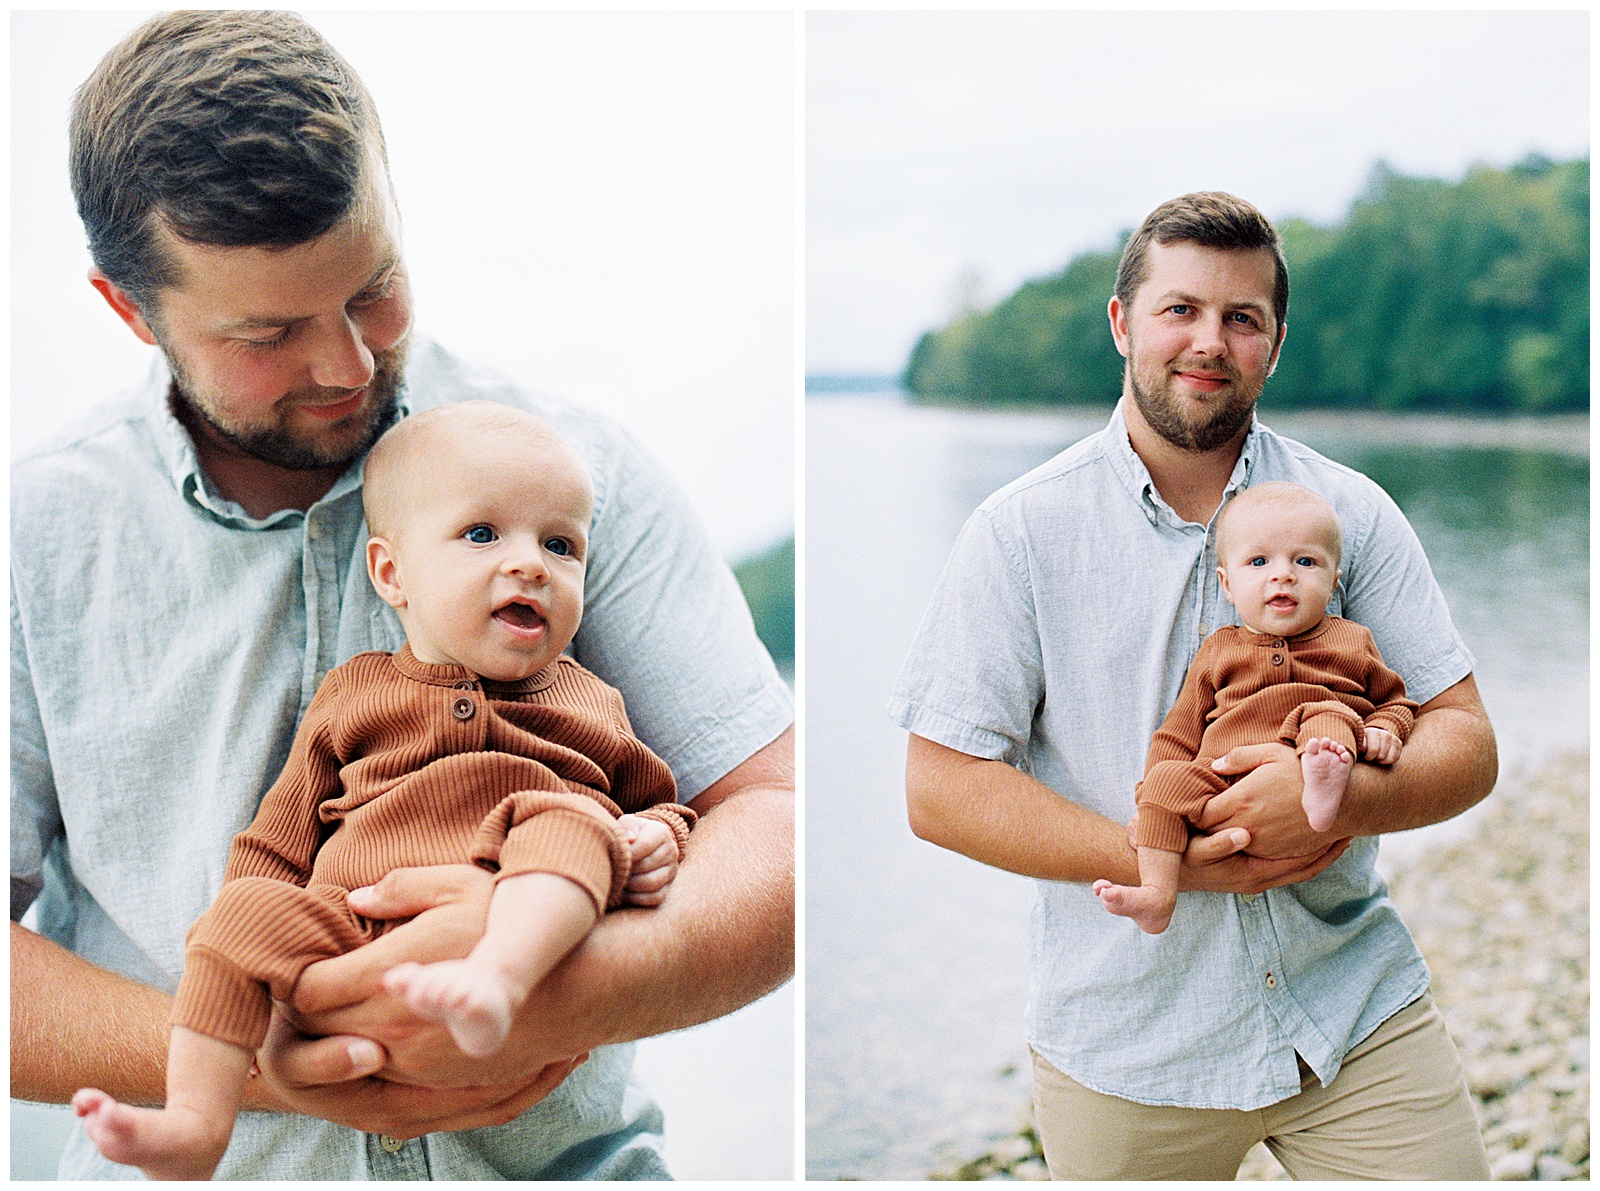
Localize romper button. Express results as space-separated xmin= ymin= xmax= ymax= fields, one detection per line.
xmin=452 ymin=680 xmax=475 ymax=690
xmin=378 ymin=1134 xmax=404 ymax=1153
xmin=1274 ymin=639 xmax=1285 ymax=648
xmin=1265 ymin=973 xmax=1277 ymax=989
xmin=1271 ymin=654 xmax=1284 ymax=665
xmin=452 ymin=696 xmax=475 ymax=720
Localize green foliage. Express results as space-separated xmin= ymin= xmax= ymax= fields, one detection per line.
xmin=733 ymin=535 xmax=794 ymax=666
xmin=905 ymin=158 xmax=1589 ymax=414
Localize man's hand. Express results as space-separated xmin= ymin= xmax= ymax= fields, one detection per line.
xmin=1123 ymin=817 xmax=1352 ymax=896
xmin=1198 ymin=742 xmax=1346 ymax=859
xmin=617 ymin=814 xmax=678 ymax=907
xmin=250 ymin=1004 xmax=587 ymax=1139
xmin=1176 ymin=826 xmax=1351 ymax=894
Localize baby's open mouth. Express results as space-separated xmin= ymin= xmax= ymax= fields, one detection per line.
xmin=494 ymin=602 xmax=545 ymax=630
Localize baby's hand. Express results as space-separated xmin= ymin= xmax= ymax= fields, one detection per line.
xmin=618 ymin=814 xmax=679 ymax=907
xmin=1361 ymin=726 xmax=1402 ymax=766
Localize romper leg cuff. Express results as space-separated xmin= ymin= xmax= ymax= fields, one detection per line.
xmin=170 ymin=946 xmax=274 ymax=1052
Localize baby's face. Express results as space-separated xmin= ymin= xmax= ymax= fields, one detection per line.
xmin=1217 ymin=500 xmax=1340 ymax=639
xmin=377 ymin=435 xmax=591 ymax=681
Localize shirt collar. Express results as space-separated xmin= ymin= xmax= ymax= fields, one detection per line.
xmin=1105 ymin=398 xmax=1262 ymax=529
xmin=141 ymin=353 xmax=410 ymax=531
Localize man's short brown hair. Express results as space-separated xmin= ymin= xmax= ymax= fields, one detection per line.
xmin=70 ymin=10 xmax=387 ymax=313
xmin=1114 ymin=192 xmax=1289 ymax=334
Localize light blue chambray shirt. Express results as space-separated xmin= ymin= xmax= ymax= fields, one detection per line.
xmin=11 ymin=337 xmax=794 ymax=1179
xmin=888 ymin=402 xmax=1474 ymax=1111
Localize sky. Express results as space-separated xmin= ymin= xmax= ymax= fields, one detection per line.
xmin=807 ymin=9 xmax=1591 ymax=376
xmin=12 ymin=10 xmax=796 ymax=561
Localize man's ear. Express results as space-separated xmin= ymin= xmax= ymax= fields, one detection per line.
xmin=1266 ymin=320 xmax=1288 ymax=378
xmin=366 ymin=537 xmax=408 ymax=609
xmin=1107 ymin=295 xmax=1131 ymax=359
xmin=88 ymin=269 xmax=159 ymax=346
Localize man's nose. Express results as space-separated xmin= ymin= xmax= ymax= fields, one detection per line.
xmin=307 ymin=316 xmax=376 ymax=391
xmin=1189 ymin=312 xmax=1227 ymax=357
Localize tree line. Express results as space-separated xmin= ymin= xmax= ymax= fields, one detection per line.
xmin=904 ymin=156 xmax=1588 ymax=414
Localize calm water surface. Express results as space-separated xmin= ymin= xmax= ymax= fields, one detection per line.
xmin=804 ymin=393 xmax=1588 ymax=1180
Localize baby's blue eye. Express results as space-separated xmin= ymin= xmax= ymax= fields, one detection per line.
xmin=545 ymin=537 xmax=571 ymax=557
xmin=464 ymin=525 xmax=496 ymax=545
xmin=1296 ymin=556 xmax=1317 ymax=567
xmin=1248 ymin=557 xmax=1268 ymax=567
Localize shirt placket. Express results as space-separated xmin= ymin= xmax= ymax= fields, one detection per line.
xmin=366 ymin=1132 xmax=432 ymax=1179
xmin=1236 ymin=893 xmax=1320 ymax=1100
xmin=301 ymin=506 xmax=346 ymax=714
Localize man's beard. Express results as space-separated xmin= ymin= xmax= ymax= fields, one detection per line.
xmin=1127 ymin=351 xmax=1263 ymax=453
xmin=167 ymin=338 xmax=409 ymax=471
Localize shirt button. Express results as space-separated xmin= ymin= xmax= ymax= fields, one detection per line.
xmin=452 ymin=696 xmax=476 ymax=720
xmin=378 ymin=1134 xmax=404 ymax=1154
xmin=1265 ymin=973 xmax=1277 ymax=989
xmin=1271 ymin=653 xmax=1284 ymax=665
xmin=452 ymin=680 xmax=475 ymax=691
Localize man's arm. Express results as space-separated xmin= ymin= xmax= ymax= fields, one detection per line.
xmin=904 ymin=733 xmax=1347 ymax=894
xmin=260 ymin=726 xmax=793 ymax=1121
xmin=1199 ymin=674 xmax=1497 ymax=855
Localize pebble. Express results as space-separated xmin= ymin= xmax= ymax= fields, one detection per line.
xmin=928 ymin=753 xmax=1589 ymax=1181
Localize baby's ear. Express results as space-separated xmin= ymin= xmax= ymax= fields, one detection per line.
xmin=366 ymin=537 xmax=408 ymax=609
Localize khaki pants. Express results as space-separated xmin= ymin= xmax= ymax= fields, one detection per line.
xmin=1031 ymin=993 xmax=1489 ymax=1180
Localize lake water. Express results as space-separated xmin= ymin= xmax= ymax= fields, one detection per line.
xmin=803 ymin=393 xmax=1588 ymax=1180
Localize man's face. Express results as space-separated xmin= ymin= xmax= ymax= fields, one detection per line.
xmin=143 ymin=175 xmax=414 ymax=471
xmin=1109 ymin=241 xmax=1285 ymax=453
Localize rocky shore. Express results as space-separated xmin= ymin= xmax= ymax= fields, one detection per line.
xmin=930 ymin=752 xmax=1589 ymax=1181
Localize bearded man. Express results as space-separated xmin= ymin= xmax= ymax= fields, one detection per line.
xmin=12 ymin=11 xmax=793 ymax=1179
xmin=890 ymin=192 xmax=1495 ymax=1178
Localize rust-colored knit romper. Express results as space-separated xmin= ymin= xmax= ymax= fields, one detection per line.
xmin=172 ymin=645 xmax=693 ymax=1050
xmin=1134 ymin=617 xmax=1417 ymax=853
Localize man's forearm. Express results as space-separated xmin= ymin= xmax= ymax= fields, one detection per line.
xmin=906 ymin=734 xmax=1137 ymax=885
xmin=1333 ymin=674 xmax=1498 ymax=837
xmin=10 ymin=921 xmax=170 ymax=1106
xmin=513 ymin=779 xmax=794 ymax=1055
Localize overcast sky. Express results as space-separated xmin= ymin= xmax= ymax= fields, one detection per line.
xmin=807 ymin=9 xmax=1590 ymax=376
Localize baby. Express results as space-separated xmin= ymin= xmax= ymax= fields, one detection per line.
xmin=73 ymin=402 xmax=695 ymax=1179
xmin=1094 ymin=482 xmax=1418 ymax=935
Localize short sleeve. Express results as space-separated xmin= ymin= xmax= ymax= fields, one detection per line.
xmin=887 ymin=506 xmax=1045 ymax=764
xmin=571 ymin=423 xmax=792 ymax=801
xmin=11 ymin=577 xmax=62 ymax=922
xmin=1339 ymin=483 xmax=1474 ymax=707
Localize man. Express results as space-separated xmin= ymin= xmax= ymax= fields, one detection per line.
xmin=889 ymin=192 xmax=1495 ymax=1179
xmin=11 ymin=12 xmax=794 ymax=1179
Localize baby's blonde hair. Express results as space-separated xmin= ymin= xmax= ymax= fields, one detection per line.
xmin=362 ymin=402 xmax=591 ymax=540
xmin=1215 ymin=482 xmax=1342 ymax=567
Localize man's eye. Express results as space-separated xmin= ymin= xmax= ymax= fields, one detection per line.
xmin=240 ymin=329 xmax=291 ymax=351
xmin=545 ymin=537 xmax=570 ymax=557
xmin=464 ymin=525 xmax=496 ymax=544
xmin=1168 ymin=304 xmax=1190 ymax=316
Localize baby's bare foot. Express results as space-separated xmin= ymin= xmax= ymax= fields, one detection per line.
xmin=72 ymin=1088 xmax=227 ymax=1180
xmin=1092 ymin=879 xmax=1176 ymax=935
xmin=384 ymin=960 xmax=516 ymax=1058
xmin=1301 ymin=738 xmax=1353 ymax=832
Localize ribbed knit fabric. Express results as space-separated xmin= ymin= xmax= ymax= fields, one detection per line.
xmin=172 ymin=645 xmax=692 ymax=1050
xmin=1134 ymin=617 xmax=1418 ymax=853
